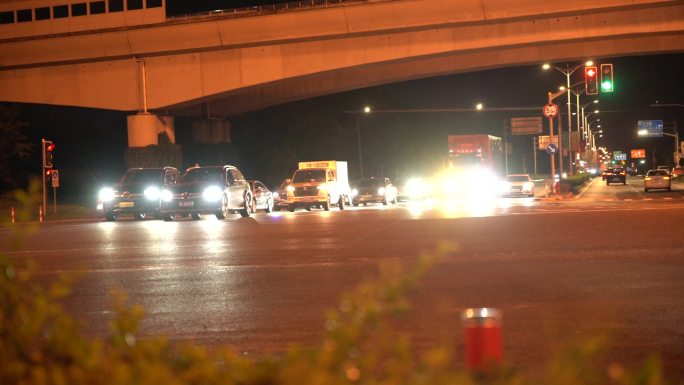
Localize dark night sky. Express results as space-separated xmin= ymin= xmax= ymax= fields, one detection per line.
xmin=9 ymin=52 xmax=684 ymax=203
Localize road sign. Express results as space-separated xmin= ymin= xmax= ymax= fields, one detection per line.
xmin=511 ymin=117 xmax=543 ymax=135
xmin=543 ymin=103 xmax=558 ymax=118
xmin=637 ymin=120 xmax=663 ymax=137
xmin=51 ymin=170 xmax=59 ymax=188
xmin=546 ymin=143 xmax=558 ymax=156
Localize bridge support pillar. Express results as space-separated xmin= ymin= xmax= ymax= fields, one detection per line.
xmin=127 ymin=113 xmax=175 ymax=147
xmin=191 ymin=119 xmax=231 ymax=144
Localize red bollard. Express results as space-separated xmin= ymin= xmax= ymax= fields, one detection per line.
xmin=11 ymin=207 xmax=15 ymax=224
xmin=39 ymin=206 xmax=43 ymax=223
xmin=462 ymin=308 xmax=502 ymax=371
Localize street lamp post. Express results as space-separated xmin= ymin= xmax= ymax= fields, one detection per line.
xmin=543 ymin=61 xmax=591 ymax=175
xmin=355 ymin=106 xmax=371 ymax=179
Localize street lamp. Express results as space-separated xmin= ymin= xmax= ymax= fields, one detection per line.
xmin=356 ymin=106 xmax=371 ymax=178
xmin=650 ymin=102 xmax=682 ymax=165
xmin=543 ymin=60 xmax=593 ymax=175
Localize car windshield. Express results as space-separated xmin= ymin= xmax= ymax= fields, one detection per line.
xmin=292 ymin=170 xmax=325 ymax=183
xmin=506 ymin=175 xmax=529 ymax=182
xmin=359 ymin=179 xmax=384 ymax=187
xmin=181 ymin=167 xmax=223 ymax=183
xmin=648 ymin=170 xmax=669 ymax=176
xmin=119 ymin=169 xmax=162 ymax=184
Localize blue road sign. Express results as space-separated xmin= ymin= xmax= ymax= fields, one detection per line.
xmin=546 ymin=143 xmax=558 ymax=155
xmin=637 ymin=120 xmax=663 ymax=137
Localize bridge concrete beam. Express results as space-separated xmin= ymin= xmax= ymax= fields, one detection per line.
xmin=1 ymin=0 xmax=683 ymax=115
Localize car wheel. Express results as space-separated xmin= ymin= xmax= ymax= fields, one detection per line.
xmin=382 ymin=195 xmax=388 ymax=205
xmin=134 ymin=213 xmax=145 ymax=220
xmin=338 ymin=196 xmax=345 ymax=210
xmin=391 ymin=195 xmax=397 ymax=204
xmin=352 ymin=200 xmax=359 ymax=207
xmin=163 ymin=213 xmax=174 ymax=221
xmin=305 ymin=204 xmax=312 ymax=211
xmin=240 ymin=194 xmax=251 ymax=218
xmin=322 ymin=196 xmax=331 ymax=211
xmin=288 ymin=204 xmax=296 ymax=212
xmin=644 ymin=188 xmax=649 ymax=193
xmin=191 ymin=213 xmax=202 ymax=220
xmin=623 ymin=181 xmax=626 ymax=185
xmin=667 ymin=187 xmax=672 ymax=192
xmin=250 ymin=197 xmax=257 ymax=214
xmin=105 ymin=212 xmax=117 ymax=221
xmin=606 ymin=181 xmax=610 ymax=185
xmin=217 ymin=195 xmax=228 ymax=219
xmin=265 ymin=197 xmax=273 ymax=213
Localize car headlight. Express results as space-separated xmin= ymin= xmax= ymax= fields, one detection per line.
xmin=98 ymin=187 xmax=114 ymax=202
xmin=523 ymin=182 xmax=534 ymax=191
xmin=377 ymin=187 xmax=386 ymax=195
xmin=351 ymin=188 xmax=358 ymax=197
xmin=317 ymin=184 xmax=327 ymax=190
xmin=161 ymin=189 xmax=173 ymax=202
xmin=287 ymin=185 xmax=295 ymax=192
xmin=498 ymin=181 xmax=511 ymax=192
xmin=203 ymin=186 xmax=223 ymax=202
xmin=144 ymin=186 xmax=161 ymax=200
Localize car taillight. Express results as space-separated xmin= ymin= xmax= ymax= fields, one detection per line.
xmin=663 ymin=176 xmax=670 ymax=180
xmin=620 ymin=172 xmax=625 ymax=175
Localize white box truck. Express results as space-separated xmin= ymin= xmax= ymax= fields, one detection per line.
xmin=285 ymin=161 xmax=351 ymax=212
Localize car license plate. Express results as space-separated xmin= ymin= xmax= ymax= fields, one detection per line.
xmin=179 ymin=201 xmax=194 ymax=207
xmin=119 ymin=201 xmax=134 ymax=208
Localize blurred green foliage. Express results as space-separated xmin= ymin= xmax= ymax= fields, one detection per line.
xmin=0 ymin=186 xmax=669 ymax=385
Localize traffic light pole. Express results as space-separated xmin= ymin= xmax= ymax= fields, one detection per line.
xmin=41 ymin=138 xmax=47 ymax=220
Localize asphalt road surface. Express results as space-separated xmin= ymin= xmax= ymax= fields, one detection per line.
xmin=2 ymin=176 xmax=684 ymax=379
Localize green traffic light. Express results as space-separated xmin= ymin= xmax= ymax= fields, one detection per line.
xmin=601 ymin=81 xmax=613 ymax=92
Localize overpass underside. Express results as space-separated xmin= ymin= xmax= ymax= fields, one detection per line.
xmin=1 ymin=0 xmax=683 ymax=145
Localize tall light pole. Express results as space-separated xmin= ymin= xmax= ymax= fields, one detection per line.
xmin=355 ymin=106 xmax=371 ymax=178
xmin=650 ymin=102 xmax=682 ymax=165
xmin=543 ymin=61 xmax=593 ymax=175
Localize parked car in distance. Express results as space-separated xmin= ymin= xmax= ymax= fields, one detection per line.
xmin=351 ymin=177 xmax=398 ymax=206
xmin=160 ymin=165 xmax=252 ymax=221
xmin=644 ymin=169 xmax=671 ymax=192
xmin=248 ymin=180 xmax=274 ymax=213
xmin=671 ymin=166 xmax=684 ymax=179
xmin=605 ymin=167 xmax=626 ymax=185
xmin=273 ymin=178 xmax=291 ymax=211
xmin=98 ymin=167 xmax=180 ymax=221
xmin=499 ymin=174 xmax=535 ymax=197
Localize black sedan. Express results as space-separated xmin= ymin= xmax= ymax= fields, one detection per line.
xmin=98 ymin=167 xmax=180 ymax=221
xmin=159 ymin=165 xmax=253 ymax=221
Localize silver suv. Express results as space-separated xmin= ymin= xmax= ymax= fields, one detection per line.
xmin=160 ymin=165 xmax=253 ymax=221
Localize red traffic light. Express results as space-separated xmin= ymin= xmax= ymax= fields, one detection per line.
xmin=47 ymin=143 xmax=55 ymax=152
xmin=585 ymin=66 xmax=598 ymax=95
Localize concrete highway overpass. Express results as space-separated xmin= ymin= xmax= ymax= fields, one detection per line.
xmin=1 ymin=0 xmax=683 ymax=146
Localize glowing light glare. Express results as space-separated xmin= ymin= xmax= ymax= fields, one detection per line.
xmin=475 ymin=103 xmax=484 ymax=110
xmin=144 ymin=186 xmax=160 ymax=200
xmin=542 ymin=63 xmax=551 ymax=70
xmin=286 ymin=185 xmax=295 ymax=192
xmin=203 ymin=186 xmax=223 ymax=202
xmin=585 ymin=60 xmax=594 ymax=66
xmin=405 ymin=178 xmax=429 ymax=198
xmin=160 ymin=189 xmax=173 ymax=202
xmin=351 ymin=189 xmax=358 ymax=196
xmin=638 ymin=130 xmax=649 ymax=136
xmin=377 ymin=187 xmax=386 ymax=195
xmin=586 ymin=68 xmax=596 ymax=77
xmin=98 ymin=187 xmax=114 ymax=202
xmin=363 ymin=106 xmax=371 ymax=113
xmin=317 ymin=184 xmax=327 ymax=190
